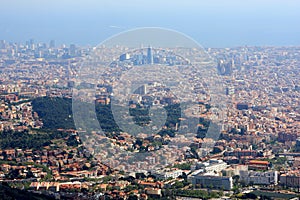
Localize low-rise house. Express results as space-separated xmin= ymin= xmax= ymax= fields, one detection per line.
xmin=145 ymin=188 xmax=162 ymax=197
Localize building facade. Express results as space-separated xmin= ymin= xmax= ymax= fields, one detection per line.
xmin=191 ymin=175 xmax=233 ymax=190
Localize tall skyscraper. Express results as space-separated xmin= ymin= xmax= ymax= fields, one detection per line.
xmin=0 ymin=40 xmax=6 ymax=49
xmin=217 ymin=59 xmax=233 ymax=76
xmin=119 ymin=53 xmax=130 ymax=61
xmin=135 ymin=84 xmax=147 ymax=95
xmin=147 ymin=46 xmax=153 ymax=64
xmin=29 ymin=39 xmax=35 ymax=50
xmin=70 ymin=44 xmax=76 ymax=56
xmin=50 ymin=40 xmax=55 ymax=48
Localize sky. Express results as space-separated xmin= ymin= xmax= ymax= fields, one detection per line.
xmin=0 ymin=0 xmax=300 ymax=47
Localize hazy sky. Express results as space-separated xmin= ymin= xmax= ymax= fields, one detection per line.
xmin=0 ymin=0 xmax=300 ymax=47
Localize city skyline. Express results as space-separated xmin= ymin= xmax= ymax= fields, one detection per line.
xmin=0 ymin=0 xmax=300 ymax=47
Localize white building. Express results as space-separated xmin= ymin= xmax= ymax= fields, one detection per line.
xmin=191 ymin=175 xmax=233 ymax=190
xmin=152 ymin=168 xmax=183 ymax=180
xmin=240 ymin=170 xmax=278 ymax=185
xmin=192 ymin=159 xmax=228 ymax=174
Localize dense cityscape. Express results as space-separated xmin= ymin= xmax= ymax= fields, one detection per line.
xmin=0 ymin=37 xmax=300 ymax=200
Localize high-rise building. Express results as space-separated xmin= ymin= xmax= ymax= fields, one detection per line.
xmin=218 ymin=59 xmax=233 ymax=76
xmin=49 ymin=40 xmax=55 ymax=48
xmin=70 ymin=44 xmax=76 ymax=56
xmin=147 ymin=46 xmax=153 ymax=64
xmin=135 ymin=84 xmax=147 ymax=95
xmin=0 ymin=40 xmax=6 ymax=49
xmin=119 ymin=53 xmax=130 ymax=61
xmin=29 ymin=39 xmax=35 ymax=50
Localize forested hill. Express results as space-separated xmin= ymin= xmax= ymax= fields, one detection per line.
xmin=0 ymin=183 xmax=54 ymax=200
xmin=31 ymin=97 xmax=183 ymax=137
xmin=31 ymin=97 xmax=120 ymax=133
xmin=32 ymin=97 xmax=75 ymax=130
xmin=31 ymin=97 xmax=211 ymax=138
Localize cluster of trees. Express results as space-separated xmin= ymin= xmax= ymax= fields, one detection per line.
xmin=175 ymin=189 xmax=223 ymax=199
xmin=196 ymin=117 xmax=212 ymax=139
xmin=0 ymin=129 xmax=68 ymax=149
xmin=163 ymin=104 xmax=181 ymax=128
xmin=32 ymin=97 xmax=122 ymax=132
xmin=129 ymin=105 xmax=151 ymax=126
xmin=97 ymin=102 xmax=182 ymax=137
xmin=32 ymin=97 xmax=75 ymax=129
xmin=0 ymin=183 xmax=54 ymax=200
xmin=229 ymin=127 xmax=246 ymax=135
xmin=172 ymin=163 xmax=192 ymax=170
xmin=196 ymin=118 xmax=221 ymax=141
xmin=32 ymin=97 xmax=183 ymax=138
xmin=95 ymin=103 xmax=121 ymax=133
xmin=66 ymin=134 xmax=81 ymax=147
xmin=197 ymin=117 xmax=210 ymax=139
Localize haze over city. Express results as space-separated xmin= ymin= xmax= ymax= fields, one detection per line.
xmin=1 ymin=0 xmax=300 ymax=47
